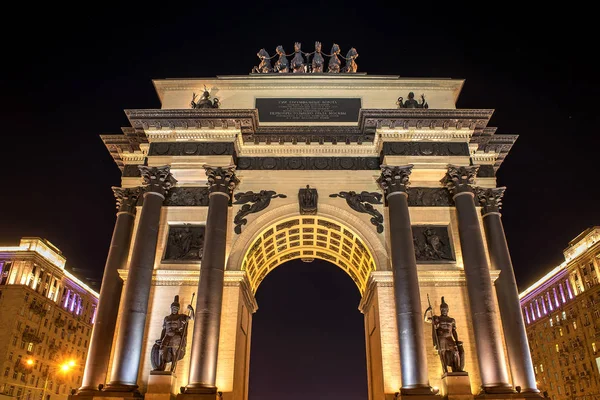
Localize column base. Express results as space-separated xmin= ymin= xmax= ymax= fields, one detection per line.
xmin=441 ymin=372 xmax=473 ymax=400
xmin=474 ymin=384 xmax=527 ymax=400
xmin=68 ymin=389 xmax=143 ymax=400
xmin=397 ymin=385 xmax=440 ymax=399
xmin=176 ymin=391 xmax=221 ymax=400
xmin=146 ymin=371 xmax=178 ymax=400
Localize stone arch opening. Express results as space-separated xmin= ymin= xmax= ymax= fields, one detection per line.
xmin=241 ymin=215 xmax=378 ymax=295
xmin=248 ymin=258 xmax=368 ymax=399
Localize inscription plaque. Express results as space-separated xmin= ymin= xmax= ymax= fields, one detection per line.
xmin=256 ymin=98 xmax=361 ymax=122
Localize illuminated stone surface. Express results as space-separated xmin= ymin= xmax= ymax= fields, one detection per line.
xmin=70 ymin=71 xmax=536 ymax=400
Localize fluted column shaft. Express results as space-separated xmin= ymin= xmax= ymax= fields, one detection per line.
xmin=444 ymin=165 xmax=512 ymax=393
xmin=185 ymin=166 xmax=239 ymax=394
xmin=78 ymin=187 xmax=141 ymax=393
xmin=377 ymin=165 xmax=432 ymax=395
xmin=105 ymin=166 xmax=176 ymax=391
xmin=478 ymin=188 xmax=539 ymax=394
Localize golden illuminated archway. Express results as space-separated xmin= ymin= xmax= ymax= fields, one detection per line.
xmin=241 ymin=216 xmax=377 ymax=294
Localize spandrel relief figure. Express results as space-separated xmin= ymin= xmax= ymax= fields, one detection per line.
xmin=424 ymin=296 xmax=465 ymax=374
xmin=151 ymin=295 xmax=194 ymax=372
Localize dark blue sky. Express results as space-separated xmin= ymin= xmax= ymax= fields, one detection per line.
xmin=1 ymin=4 xmax=598 ymax=398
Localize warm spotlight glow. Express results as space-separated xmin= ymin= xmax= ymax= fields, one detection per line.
xmin=241 ymin=216 xmax=377 ymax=294
xmin=26 ymin=359 xmax=34 ymax=366
xmin=68 ymin=360 xmax=76 ymax=367
xmin=60 ymin=363 xmax=71 ymax=372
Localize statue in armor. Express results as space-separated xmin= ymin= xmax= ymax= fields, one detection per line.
xmin=424 ymin=296 xmax=465 ymax=374
xmin=151 ymin=295 xmax=194 ymax=372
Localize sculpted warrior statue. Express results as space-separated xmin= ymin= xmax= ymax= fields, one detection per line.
xmin=151 ymin=295 xmax=194 ymax=372
xmin=424 ymin=296 xmax=465 ymax=374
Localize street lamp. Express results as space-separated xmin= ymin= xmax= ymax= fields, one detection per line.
xmin=26 ymin=358 xmax=76 ymax=400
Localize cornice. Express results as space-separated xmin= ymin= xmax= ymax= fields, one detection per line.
xmin=358 ymin=109 xmax=494 ymax=133
xmin=124 ymin=109 xmax=259 ymax=134
xmin=378 ymin=129 xmax=472 ymax=142
xmin=145 ymin=129 xmax=239 ymax=142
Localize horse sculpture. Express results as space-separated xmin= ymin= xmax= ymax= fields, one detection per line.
xmin=342 ymin=47 xmax=359 ymax=73
xmin=252 ymin=48 xmax=273 ymax=73
xmin=290 ymin=42 xmax=306 ymax=73
xmin=312 ymin=41 xmax=325 ymax=73
xmin=328 ymin=43 xmax=341 ymax=73
xmin=274 ymin=45 xmax=289 ymax=73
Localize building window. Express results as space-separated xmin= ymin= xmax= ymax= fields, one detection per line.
xmin=540 ymin=364 xmax=544 ymax=372
xmin=562 ymin=311 xmax=567 ymax=320
xmin=12 ymin=370 xmax=18 ymax=379
xmin=592 ymin=342 xmax=597 ymax=353
xmin=12 ymin=336 xmax=18 ymax=346
xmin=3 ymin=368 xmax=9 ymax=377
xmin=8 ymin=352 xmax=13 ymax=361
xmin=573 ymin=321 xmax=577 ymax=330
xmin=549 ymin=318 xmax=553 ymax=327
xmin=559 ymin=328 xmax=563 ymax=337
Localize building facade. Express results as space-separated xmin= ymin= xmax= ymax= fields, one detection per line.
xmin=520 ymin=227 xmax=600 ymax=400
xmin=71 ymin=45 xmax=544 ymax=400
xmin=0 ymin=238 xmax=99 ymax=400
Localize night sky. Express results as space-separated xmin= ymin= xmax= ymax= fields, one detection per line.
xmin=1 ymin=5 xmax=598 ymax=399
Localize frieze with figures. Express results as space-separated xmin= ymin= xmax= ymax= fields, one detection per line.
xmin=382 ymin=142 xmax=469 ymax=157
xmin=149 ymin=142 xmax=234 ymax=156
xmin=138 ymin=187 xmax=210 ymax=207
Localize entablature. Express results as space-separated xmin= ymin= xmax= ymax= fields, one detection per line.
xmin=124 ymin=109 xmax=259 ymax=134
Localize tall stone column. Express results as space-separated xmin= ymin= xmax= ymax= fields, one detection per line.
xmin=477 ymin=187 xmax=540 ymax=396
xmin=183 ymin=165 xmax=239 ymax=395
xmin=443 ymin=165 xmax=512 ymax=394
xmin=77 ymin=187 xmax=142 ymax=394
xmin=105 ymin=166 xmax=176 ymax=392
xmin=377 ymin=165 xmax=434 ymax=396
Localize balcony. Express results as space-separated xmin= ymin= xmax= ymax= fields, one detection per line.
xmin=22 ymin=330 xmax=42 ymax=344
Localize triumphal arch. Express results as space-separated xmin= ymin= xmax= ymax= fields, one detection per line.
xmin=72 ymin=43 xmax=543 ymax=400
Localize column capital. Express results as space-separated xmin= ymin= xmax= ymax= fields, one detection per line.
xmin=442 ymin=165 xmax=479 ymax=195
xmin=204 ymin=165 xmax=240 ymax=198
xmin=112 ymin=186 xmax=142 ymax=214
xmin=476 ymin=187 xmax=506 ymax=215
xmin=139 ymin=165 xmax=177 ymax=196
xmin=376 ymin=164 xmax=413 ymax=197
